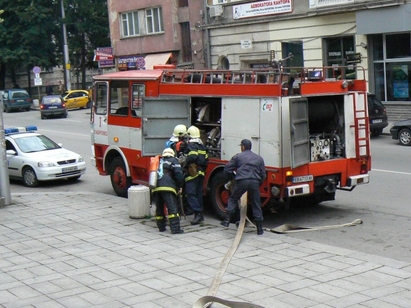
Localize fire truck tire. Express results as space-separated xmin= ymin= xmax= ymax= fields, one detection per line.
xmin=110 ymin=157 xmax=131 ymax=197
xmin=210 ymin=172 xmax=231 ymax=220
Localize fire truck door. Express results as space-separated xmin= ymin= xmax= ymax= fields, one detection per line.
xmin=93 ymin=82 xmax=109 ymax=146
xmin=141 ymin=97 xmax=190 ymax=156
xmin=289 ymin=97 xmax=310 ymax=168
xmin=221 ymin=97 xmax=260 ymax=160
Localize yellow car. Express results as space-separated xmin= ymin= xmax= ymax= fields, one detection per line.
xmin=62 ymin=90 xmax=91 ymax=109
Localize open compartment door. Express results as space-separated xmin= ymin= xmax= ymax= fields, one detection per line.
xmin=290 ymin=98 xmax=310 ymax=168
xmin=142 ymin=97 xmax=190 ymax=156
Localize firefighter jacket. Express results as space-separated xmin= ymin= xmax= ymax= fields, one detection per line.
xmin=152 ymin=157 xmax=184 ymax=195
xmin=224 ymin=149 xmax=266 ymax=185
xmin=185 ymin=139 xmax=208 ymax=176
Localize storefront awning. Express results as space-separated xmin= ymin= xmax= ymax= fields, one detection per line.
xmin=144 ymin=52 xmax=172 ymax=69
xmin=356 ymin=4 xmax=411 ymax=35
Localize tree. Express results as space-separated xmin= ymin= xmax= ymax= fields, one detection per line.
xmin=0 ymin=0 xmax=60 ymax=89
xmin=0 ymin=0 xmax=110 ymax=90
xmin=65 ymin=0 xmax=110 ymax=89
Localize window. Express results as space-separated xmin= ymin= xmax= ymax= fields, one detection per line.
xmin=324 ymin=36 xmax=355 ymax=79
xmin=121 ymin=11 xmax=140 ymax=38
xmin=132 ymin=84 xmax=145 ymax=117
xmin=110 ymin=81 xmax=130 ymax=115
xmin=181 ymin=22 xmax=192 ymax=63
xmin=386 ymin=34 xmax=411 ymax=59
xmin=282 ymin=41 xmax=303 ymax=71
xmin=95 ymin=83 xmax=108 ymax=115
xmin=146 ymin=7 xmax=164 ymax=34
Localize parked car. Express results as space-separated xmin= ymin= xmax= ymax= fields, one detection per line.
xmin=40 ymin=95 xmax=68 ymax=119
xmin=368 ymin=93 xmax=388 ymax=137
xmin=62 ymin=90 xmax=91 ymax=109
xmin=2 ymin=89 xmax=32 ymax=112
xmin=389 ymin=119 xmax=411 ymax=146
xmin=5 ymin=126 xmax=86 ymax=187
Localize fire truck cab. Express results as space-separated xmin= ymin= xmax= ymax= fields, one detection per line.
xmin=91 ymin=65 xmax=370 ymax=219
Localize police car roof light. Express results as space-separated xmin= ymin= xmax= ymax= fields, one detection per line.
xmin=4 ymin=127 xmax=19 ymax=134
xmin=4 ymin=125 xmax=37 ymax=134
xmin=26 ymin=125 xmax=38 ymax=132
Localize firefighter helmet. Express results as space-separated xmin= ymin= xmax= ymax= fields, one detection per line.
xmin=172 ymin=124 xmax=187 ymax=137
xmin=187 ymin=126 xmax=200 ymax=139
xmin=162 ymin=148 xmax=175 ymax=157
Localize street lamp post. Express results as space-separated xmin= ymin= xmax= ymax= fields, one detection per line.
xmin=0 ymin=92 xmax=11 ymax=206
xmin=60 ymin=0 xmax=71 ymax=91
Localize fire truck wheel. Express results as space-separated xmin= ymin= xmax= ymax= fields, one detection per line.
xmin=110 ymin=157 xmax=131 ymax=197
xmin=210 ymin=172 xmax=231 ymax=220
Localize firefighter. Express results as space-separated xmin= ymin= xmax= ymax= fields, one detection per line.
xmin=221 ymin=139 xmax=266 ymax=235
xmin=152 ymin=148 xmax=185 ymax=234
xmin=184 ymin=125 xmax=209 ymax=225
xmin=166 ymin=124 xmax=188 ymax=158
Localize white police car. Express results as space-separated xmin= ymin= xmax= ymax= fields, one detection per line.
xmin=5 ymin=126 xmax=86 ymax=187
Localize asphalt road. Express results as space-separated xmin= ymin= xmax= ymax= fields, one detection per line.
xmin=3 ymin=108 xmax=411 ymax=263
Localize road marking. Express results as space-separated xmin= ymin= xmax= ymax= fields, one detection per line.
xmin=40 ymin=129 xmax=89 ymax=138
xmin=372 ymin=168 xmax=411 ymax=176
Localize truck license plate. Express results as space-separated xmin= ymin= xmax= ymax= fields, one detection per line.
xmin=293 ymin=175 xmax=313 ymax=183
xmin=372 ymin=119 xmax=382 ymax=123
xmin=62 ymin=166 xmax=78 ymax=173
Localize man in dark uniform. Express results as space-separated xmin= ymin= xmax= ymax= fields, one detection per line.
xmin=221 ymin=139 xmax=266 ymax=235
xmin=184 ymin=125 xmax=208 ymax=225
xmin=152 ymin=148 xmax=185 ymax=234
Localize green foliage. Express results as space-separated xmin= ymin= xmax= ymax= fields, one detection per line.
xmin=0 ymin=0 xmax=110 ymax=88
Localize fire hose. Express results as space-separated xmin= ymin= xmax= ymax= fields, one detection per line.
xmin=192 ymin=193 xmax=362 ymax=307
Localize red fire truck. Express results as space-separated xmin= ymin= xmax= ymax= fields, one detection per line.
xmin=91 ymin=65 xmax=370 ymax=219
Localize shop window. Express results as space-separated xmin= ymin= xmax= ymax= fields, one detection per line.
xmin=386 ymin=62 xmax=410 ymax=101
xmin=371 ymin=34 xmax=383 ymax=61
xmin=386 ymin=34 xmax=411 ymax=59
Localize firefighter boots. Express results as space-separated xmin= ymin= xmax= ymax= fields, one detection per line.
xmin=256 ymin=220 xmax=264 ymax=235
xmin=169 ymin=216 xmax=184 ymax=234
xmin=156 ymin=216 xmax=167 ymax=232
xmin=191 ymin=212 xmax=204 ymax=225
xmin=220 ymin=212 xmax=232 ymax=227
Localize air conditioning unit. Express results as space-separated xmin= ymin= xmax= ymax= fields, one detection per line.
xmin=209 ymin=5 xmax=223 ymax=17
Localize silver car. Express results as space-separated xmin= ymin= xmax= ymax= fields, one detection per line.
xmin=5 ymin=126 xmax=86 ymax=187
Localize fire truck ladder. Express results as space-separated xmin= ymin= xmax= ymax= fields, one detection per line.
xmin=161 ymin=69 xmax=287 ymax=85
xmin=351 ymin=92 xmax=370 ymax=159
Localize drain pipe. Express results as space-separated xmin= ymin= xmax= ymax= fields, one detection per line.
xmin=204 ymin=0 xmax=212 ymax=69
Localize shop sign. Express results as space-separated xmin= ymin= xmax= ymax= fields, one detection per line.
xmin=233 ymin=0 xmax=292 ymax=20
xmin=118 ymin=55 xmax=145 ymax=70
xmin=309 ymin=0 xmax=353 ymax=9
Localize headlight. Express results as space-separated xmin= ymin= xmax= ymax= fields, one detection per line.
xmin=38 ymin=161 xmax=55 ymax=167
xmin=78 ymin=156 xmax=84 ymax=162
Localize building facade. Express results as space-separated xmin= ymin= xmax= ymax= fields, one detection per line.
xmin=106 ymin=0 xmax=411 ymax=119
xmin=107 ymin=0 xmax=206 ymax=70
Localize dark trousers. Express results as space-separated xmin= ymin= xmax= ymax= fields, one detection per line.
xmin=185 ymin=175 xmax=204 ymax=212
xmin=154 ymin=191 xmax=178 ymax=216
xmin=226 ymin=179 xmax=263 ymax=221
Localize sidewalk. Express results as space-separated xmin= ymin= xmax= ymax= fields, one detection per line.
xmin=1 ymin=192 xmax=410 ymax=308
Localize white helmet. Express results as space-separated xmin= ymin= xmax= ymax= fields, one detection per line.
xmin=162 ymin=148 xmax=175 ymax=157
xmin=187 ymin=126 xmax=200 ymax=139
xmin=173 ymin=124 xmax=187 ymax=137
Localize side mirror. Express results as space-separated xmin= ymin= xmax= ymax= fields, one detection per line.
xmin=6 ymin=149 xmax=16 ymax=155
